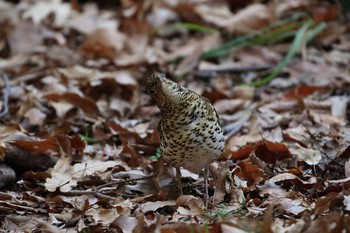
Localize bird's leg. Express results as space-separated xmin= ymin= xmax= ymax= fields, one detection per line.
xmin=204 ymin=165 xmax=209 ymax=208
xmin=176 ymin=167 xmax=183 ymax=195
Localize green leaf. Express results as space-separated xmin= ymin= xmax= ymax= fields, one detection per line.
xmin=202 ymin=12 xmax=309 ymax=59
xmin=150 ymin=147 xmax=161 ymax=161
xmin=163 ymin=22 xmax=218 ymax=34
xmin=246 ymin=20 xmax=316 ymax=87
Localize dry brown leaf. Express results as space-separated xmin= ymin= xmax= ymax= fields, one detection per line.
xmin=44 ymin=92 xmax=100 ymax=116
xmin=270 ymin=173 xmax=316 ymax=189
xmin=146 ymin=6 xmax=178 ymax=28
xmin=234 ymin=161 xmax=265 ymax=191
xmin=214 ymin=99 xmax=245 ymax=114
xmin=277 ymin=1 xmax=338 ymax=22
xmin=7 ymin=22 xmax=43 ymax=55
xmin=72 ymin=159 xmax=124 ymax=179
xmin=176 ymin=195 xmax=202 ymax=206
xmin=45 ymin=157 xmax=76 ymax=192
xmin=13 ymin=137 xmax=61 ymax=155
xmin=284 ymin=125 xmax=311 ymax=145
xmin=309 ymin=109 xmax=347 ymax=126
xmin=313 ymin=192 xmax=343 ymax=215
xmin=0 ymin=55 xmax=29 ymax=70
xmin=259 ymin=181 xmax=309 ymax=215
xmin=289 ymin=143 xmax=321 ymax=165
xmin=225 ymin=3 xmax=273 ymax=34
xmin=2 ymin=216 xmax=61 ymax=233
xmin=303 ymin=213 xmax=347 ymax=233
xmin=316 ymin=22 xmax=347 ymax=46
xmin=228 ymin=187 xmax=245 ymax=211
xmin=81 ymin=28 xmax=126 ymax=60
xmin=22 ymin=0 xmax=71 ymax=26
xmin=85 ymin=207 xmax=119 ymax=225
xmin=114 ymin=216 xmax=139 ymax=233
xmin=249 ymin=140 xmax=293 ymax=165
xmin=213 ymin=166 xmax=228 ymax=204
xmin=67 ymin=5 xmax=118 ymax=35
xmin=113 ymin=34 xmax=156 ymax=66
xmin=195 ymin=4 xmax=234 ymax=28
xmin=284 ymin=85 xmax=324 ymax=100
xmin=238 ymin=46 xmax=282 ymax=66
xmin=162 ymin=34 xmax=221 ymax=62
xmin=140 ymin=200 xmax=176 ymax=213
xmin=24 ymin=107 xmax=46 ymax=126
xmin=176 ymin=195 xmax=204 ymax=215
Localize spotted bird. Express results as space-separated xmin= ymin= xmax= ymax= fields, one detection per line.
xmin=146 ymin=73 xmax=225 ymax=205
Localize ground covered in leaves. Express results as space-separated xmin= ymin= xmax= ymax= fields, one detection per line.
xmin=0 ymin=0 xmax=350 ymax=232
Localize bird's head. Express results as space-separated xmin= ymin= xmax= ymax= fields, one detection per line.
xmin=146 ymin=73 xmax=185 ymax=111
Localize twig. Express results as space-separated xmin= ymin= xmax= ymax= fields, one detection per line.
xmin=8 ymin=69 xmax=48 ymax=86
xmin=96 ymin=174 xmax=156 ymax=190
xmin=0 ymin=201 xmax=47 ymax=214
xmin=0 ymin=73 xmax=9 ymax=117
xmin=64 ymin=190 xmax=96 ymax=195
xmin=64 ymin=189 xmax=119 ymax=200
xmin=301 ymin=123 xmax=342 ymax=166
xmin=63 ymin=174 xmax=157 ymax=200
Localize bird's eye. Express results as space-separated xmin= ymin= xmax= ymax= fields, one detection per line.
xmin=148 ymin=89 xmax=156 ymax=95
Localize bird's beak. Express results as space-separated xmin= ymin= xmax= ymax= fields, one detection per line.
xmin=155 ymin=75 xmax=162 ymax=90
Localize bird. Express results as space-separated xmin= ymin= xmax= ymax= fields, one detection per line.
xmin=146 ymin=73 xmax=225 ymax=206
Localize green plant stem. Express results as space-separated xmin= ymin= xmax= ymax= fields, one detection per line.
xmin=163 ymin=22 xmax=218 ymax=33
xmin=247 ymin=20 xmax=314 ymax=87
xmin=202 ymin=12 xmax=309 ymax=59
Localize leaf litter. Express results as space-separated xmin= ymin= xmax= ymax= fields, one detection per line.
xmin=0 ymin=0 xmax=349 ymax=232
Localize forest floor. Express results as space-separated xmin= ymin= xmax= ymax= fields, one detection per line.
xmin=0 ymin=0 xmax=350 ymax=232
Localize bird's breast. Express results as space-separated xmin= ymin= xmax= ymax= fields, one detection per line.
xmin=159 ymin=115 xmax=225 ymax=173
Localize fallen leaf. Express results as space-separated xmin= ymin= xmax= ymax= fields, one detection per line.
xmin=140 ymin=200 xmax=176 ymax=212
xmin=289 ymin=143 xmax=322 ymax=165
xmin=234 ymin=161 xmax=266 ymax=191
xmin=45 ymin=157 xmax=77 ymax=192
xmin=22 ymin=0 xmax=71 ymax=26
xmin=81 ymin=28 xmax=126 ymax=60
xmin=44 ymin=92 xmax=100 ymax=115
xmin=225 ymin=3 xmax=273 ymax=33
xmin=24 ymin=108 xmax=46 ymax=126
xmin=114 ymin=216 xmax=139 ymax=233
xmin=72 ymin=160 xmax=123 ymax=178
